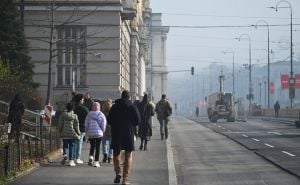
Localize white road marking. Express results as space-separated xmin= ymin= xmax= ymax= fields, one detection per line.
xmin=282 ymin=151 xmax=296 ymax=157
xmin=268 ymin=132 xmax=282 ymax=135
xmin=252 ymin=138 xmax=260 ymax=142
xmin=264 ymin=143 xmax=275 ymax=148
xmin=242 ymin=134 xmax=248 ymax=138
xmin=227 ymin=130 xmax=232 ymax=132
xmin=222 ymin=127 xmax=226 ymax=130
xmin=218 ymin=125 xmax=221 ymax=128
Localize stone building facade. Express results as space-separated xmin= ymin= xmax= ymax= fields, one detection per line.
xmin=22 ymin=0 xmax=168 ymax=108
xmin=146 ymin=13 xmax=169 ymax=102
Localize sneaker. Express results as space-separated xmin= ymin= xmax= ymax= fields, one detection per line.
xmin=88 ymin=156 xmax=93 ymax=166
xmin=93 ymin=161 xmax=100 ymax=168
xmin=122 ymin=180 xmax=131 ymax=185
xmin=113 ymin=175 xmax=121 ymax=184
xmin=102 ymin=154 xmax=108 ymax=163
xmin=76 ymin=159 xmax=84 ymax=164
xmin=61 ymin=155 xmax=67 ymax=165
xmin=108 ymin=158 xmax=112 ymax=164
xmin=69 ymin=160 xmax=76 ymax=167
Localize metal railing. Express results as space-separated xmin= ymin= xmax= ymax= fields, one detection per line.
xmin=0 ymin=101 xmax=60 ymax=178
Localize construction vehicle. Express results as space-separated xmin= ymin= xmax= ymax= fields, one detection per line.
xmin=206 ymin=72 xmax=235 ymax=122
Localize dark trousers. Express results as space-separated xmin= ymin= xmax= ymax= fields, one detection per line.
xmin=275 ymin=110 xmax=279 ymax=117
xmin=89 ymin=137 xmax=102 ymax=161
xmin=158 ymin=118 xmax=169 ymax=138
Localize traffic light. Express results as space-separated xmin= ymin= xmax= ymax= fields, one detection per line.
xmin=191 ymin=66 xmax=194 ymax=75
xmin=289 ymin=87 xmax=295 ymax=99
xmin=246 ymin=93 xmax=254 ymax=100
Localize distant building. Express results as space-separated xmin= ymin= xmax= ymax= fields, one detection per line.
xmin=146 ymin=13 xmax=169 ymax=102
xmin=21 ymin=0 xmax=167 ymax=109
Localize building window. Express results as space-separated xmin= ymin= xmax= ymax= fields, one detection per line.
xmin=56 ymin=26 xmax=86 ymax=88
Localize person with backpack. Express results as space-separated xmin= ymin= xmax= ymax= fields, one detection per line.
xmin=155 ymin=94 xmax=172 ymax=140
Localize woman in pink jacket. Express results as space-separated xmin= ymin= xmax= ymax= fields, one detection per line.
xmin=85 ymin=102 xmax=107 ymax=167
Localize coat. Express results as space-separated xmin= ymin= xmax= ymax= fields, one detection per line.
xmin=137 ymin=101 xmax=155 ymax=140
xmin=155 ymin=99 xmax=172 ymax=119
xmin=58 ymin=110 xmax=80 ymax=140
xmin=74 ymin=104 xmax=89 ymax=132
xmin=102 ymin=101 xmax=112 ymax=136
xmin=108 ymin=98 xmax=141 ymax=151
xmin=85 ymin=110 xmax=106 ymax=138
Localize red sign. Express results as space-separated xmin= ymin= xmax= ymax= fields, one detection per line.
xmin=270 ymin=81 xmax=275 ymax=94
xmin=281 ymin=74 xmax=289 ymax=89
xmin=296 ymin=74 xmax=300 ymax=89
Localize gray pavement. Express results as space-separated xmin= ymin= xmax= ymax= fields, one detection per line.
xmin=9 ymin=119 xmax=171 ymax=185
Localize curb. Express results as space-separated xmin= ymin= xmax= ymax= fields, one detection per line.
xmin=166 ymin=132 xmax=178 ymax=185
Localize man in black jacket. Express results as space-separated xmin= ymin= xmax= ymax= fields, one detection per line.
xmin=73 ymin=94 xmax=89 ymax=164
xmin=8 ymin=94 xmax=25 ymax=142
xmin=155 ymin=94 xmax=172 ymax=140
xmin=108 ymin=90 xmax=141 ymax=185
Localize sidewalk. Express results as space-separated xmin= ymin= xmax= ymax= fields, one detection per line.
xmin=9 ymin=119 xmax=172 ymax=185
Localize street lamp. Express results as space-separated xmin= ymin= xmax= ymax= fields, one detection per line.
xmin=222 ymin=49 xmax=235 ymax=96
xmin=259 ymin=82 xmax=262 ymax=106
xmin=269 ymin=0 xmax=293 ymax=108
xmin=235 ymin=34 xmax=252 ymax=111
xmin=264 ymin=80 xmax=267 ymax=108
xmin=254 ymin=20 xmax=270 ymax=108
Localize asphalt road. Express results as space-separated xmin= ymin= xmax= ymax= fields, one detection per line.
xmin=191 ymin=116 xmax=300 ymax=178
xmin=171 ymin=117 xmax=300 ymax=185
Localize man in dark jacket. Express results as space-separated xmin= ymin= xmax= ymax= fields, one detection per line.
xmin=274 ymin=101 xmax=280 ymax=117
xmin=155 ymin=94 xmax=172 ymax=140
xmin=8 ymin=94 xmax=25 ymax=141
xmin=83 ymin=92 xmax=94 ymax=111
xmin=73 ymin=94 xmax=89 ymax=164
xmin=108 ymin=90 xmax=141 ymax=185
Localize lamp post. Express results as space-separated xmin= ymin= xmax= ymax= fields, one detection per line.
xmin=259 ymin=82 xmax=262 ymax=106
xmin=264 ymin=80 xmax=267 ymax=108
xmin=236 ymin=34 xmax=252 ymax=111
xmin=222 ymin=50 xmax=235 ymax=96
xmin=270 ymin=0 xmax=293 ymax=108
xmin=254 ymin=20 xmax=270 ymax=108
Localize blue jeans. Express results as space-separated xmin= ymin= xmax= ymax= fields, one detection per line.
xmin=63 ymin=139 xmax=76 ymax=160
xmin=75 ymin=132 xmax=85 ymax=159
xmin=102 ymin=135 xmax=113 ymax=158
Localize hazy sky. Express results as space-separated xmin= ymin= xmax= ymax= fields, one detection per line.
xmin=150 ymin=0 xmax=300 ymax=76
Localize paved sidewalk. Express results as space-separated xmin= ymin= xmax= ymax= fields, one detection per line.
xmin=9 ymin=120 xmax=171 ymax=185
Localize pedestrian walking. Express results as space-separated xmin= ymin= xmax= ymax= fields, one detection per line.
xmin=58 ymin=103 xmax=81 ymax=167
xmin=83 ymin=92 xmax=94 ymax=111
xmin=108 ymin=90 xmax=141 ymax=185
xmin=137 ymin=94 xmax=155 ymax=151
xmin=101 ymin=98 xmax=113 ymax=163
xmin=274 ymin=101 xmax=280 ymax=117
xmin=85 ymin=102 xmax=107 ymax=167
xmin=195 ymin=106 xmax=199 ymax=117
xmin=155 ymin=94 xmax=172 ymax=140
xmin=73 ymin=94 xmax=89 ymax=164
xmin=7 ymin=94 xmax=25 ymax=142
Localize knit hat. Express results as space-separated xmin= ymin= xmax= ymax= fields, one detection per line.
xmin=92 ymin=102 xmax=101 ymax=111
